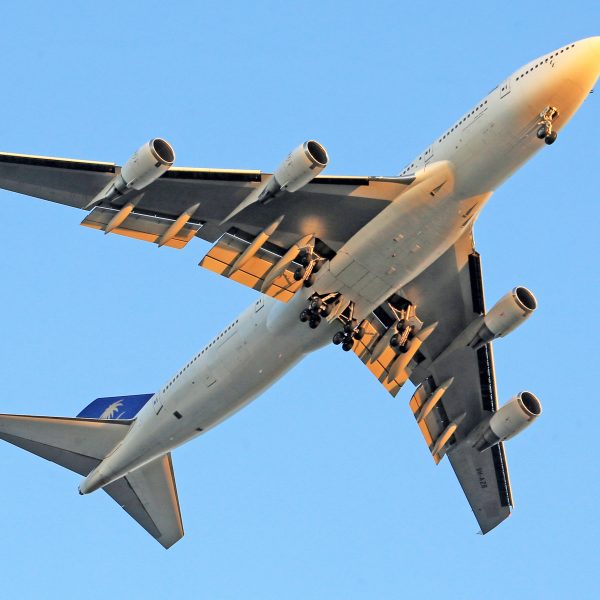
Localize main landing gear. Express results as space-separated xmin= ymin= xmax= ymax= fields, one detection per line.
xmin=299 ymin=295 xmax=333 ymax=329
xmin=293 ymin=248 xmax=322 ymax=288
xmin=332 ymin=319 xmax=365 ymax=352
xmin=536 ymin=106 xmax=559 ymax=145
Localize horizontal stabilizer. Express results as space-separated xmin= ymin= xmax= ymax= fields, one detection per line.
xmin=104 ymin=453 xmax=184 ymax=549
xmin=0 ymin=414 xmax=132 ymax=476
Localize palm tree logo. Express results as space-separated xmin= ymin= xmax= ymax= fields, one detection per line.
xmin=99 ymin=400 xmax=125 ymax=420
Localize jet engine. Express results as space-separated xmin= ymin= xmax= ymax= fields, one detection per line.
xmin=119 ymin=138 xmax=175 ymax=191
xmin=469 ymin=287 xmax=537 ymax=349
xmin=473 ymin=391 xmax=542 ymax=452
xmin=86 ymin=138 xmax=175 ymax=208
xmin=258 ymin=140 xmax=329 ymax=203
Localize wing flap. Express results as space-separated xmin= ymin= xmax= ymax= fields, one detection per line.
xmin=80 ymin=206 xmax=202 ymax=248
xmin=200 ymin=231 xmax=305 ymax=301
xmin=104 ymin=453 xmax=184 ymax=549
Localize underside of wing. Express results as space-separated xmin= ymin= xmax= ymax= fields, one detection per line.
xmin=345 ymin=229 xmax=518 ymax=533
xmin=0 ymin=150 xmax=412 ymax=253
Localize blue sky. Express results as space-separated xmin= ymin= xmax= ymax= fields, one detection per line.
xmin=0 ymin=2 xmax=598 ymax=599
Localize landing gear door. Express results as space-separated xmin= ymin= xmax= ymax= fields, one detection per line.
xmin=500 ymin=79 xmax=511 ymax=98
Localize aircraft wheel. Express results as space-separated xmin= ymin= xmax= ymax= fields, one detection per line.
xmin=342 ymin=340 xmax=354 ymax=352
xmin=309 ymin=299 xmax=322 ymax=312
xmin=299 ymin=309 xmax=310 ymax=322
xmin=390 ymin=334 xmax=399 ymax=347
xmin=353 ymin=327 xmax=364 ymax=340
xmin=293 ymin=267 xmax=305 ymax=281
xmin=545 ymin=131 xmax=558 ymax=145
xmin=537 ymin=124 xmax=548 ymax=139
xmin=309 ymin=316 xmax=321 ymax=329
xmin=333 ymin=331 xmax=345 ymax=345
xmin=304 ymin=275 xmax=314 ymax=288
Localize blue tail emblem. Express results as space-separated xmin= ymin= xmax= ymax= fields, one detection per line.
xmin=77 ymin=393 xmax=154 ymax=420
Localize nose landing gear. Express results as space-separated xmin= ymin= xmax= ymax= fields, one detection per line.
xmin=536 ymin=106 xmax=559 ymax=145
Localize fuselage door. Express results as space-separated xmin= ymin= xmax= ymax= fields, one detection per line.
xmin=152 ymin=394 xmax=163 ymax=415
xmin=424 ymin=146 xmax=434 ymax=164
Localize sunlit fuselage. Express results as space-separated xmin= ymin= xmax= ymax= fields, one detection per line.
xmin=79 ymin=37 xmax=600 ymax=495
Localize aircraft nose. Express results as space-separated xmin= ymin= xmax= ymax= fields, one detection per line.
xmin=571 ymin=36 xmax=600 ymax=89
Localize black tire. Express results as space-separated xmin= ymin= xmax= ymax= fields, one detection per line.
xmin=342 ymin=340 xmax=354 ymax=352
xmin=537 ymin=124 xmax=548 ymax=139
xmin=396 ymin=320 xmax=405 ymax=332
xmin=304 ymin=275 xmax=314 ymax=288
xmin=321 ymin=303 xmax=332 ymax=317
xmin=300 ymin=254 xmax=311 ymax=267
xmin=390 ymin=334 xmax=399 ymax=347
xmin=312 ymin=261 xmax=322 ymax=273
xmin=400 ymin=344 xmax=410 ymax=353
xmin=343 ymin=322 xmax=354 ymax=334
xmin=333 ymin=331 xmax=345 ymax=345
xmin=299 ymin=310 xmax=310 ymax=322
xmin=353 ymin=328 xmax=364 ymax=340
xmin=309 ymin=299 xmax=322 ymax=312
xmin=293 ymin=267 xmax=305 ymax=281
xmin=309 ymin=318 xmax=320 ymax=329
xmin=545 ymin=131 xmax=557 ymax=145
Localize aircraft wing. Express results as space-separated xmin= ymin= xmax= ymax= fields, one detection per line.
xmin=0 ymin=151 xmax=409 ymax=250
xmin=352 ymin=229 xmax=513 ymax=533
xmin=0 ymin=150 xmax=414 ymax=301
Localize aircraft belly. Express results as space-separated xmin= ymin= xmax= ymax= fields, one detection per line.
xmin=313 ymin=161 xmax=468 ymax=318
xmin=154 ymin=295 xmax=335 ymax=444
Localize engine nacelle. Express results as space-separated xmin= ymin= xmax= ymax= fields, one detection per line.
xmin=119 ymin=138 xmax=175 ymax=191
xmin=473 ymin=391 xmax=542 ymax=452
xmin=258 ymin=140 xmax=328 ymax=203
xmin=86 ymin=138 xmax=175 ymax=209
xmin=469 ymin=287 xmax=537 ymax=349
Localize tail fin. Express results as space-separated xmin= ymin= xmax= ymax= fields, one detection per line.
xmin=0 ymin=413 xmax=132 ymax=476
xmin=77 ymin=393 xmax=154 ymax=420
xmin=0 ymin=412 xmax=184 ymax=549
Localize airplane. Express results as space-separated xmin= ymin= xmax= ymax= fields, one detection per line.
xmin=0 ymin=37 xmax=598 ymax=549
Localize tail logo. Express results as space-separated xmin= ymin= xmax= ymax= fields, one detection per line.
xmin=99 ymin=400 xmax=125 ymax=420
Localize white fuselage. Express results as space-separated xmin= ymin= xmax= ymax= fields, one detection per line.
xmin=80 ymin=38 xmax=600 ymax=495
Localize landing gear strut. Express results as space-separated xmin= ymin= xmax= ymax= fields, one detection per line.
xmin=299 ymin=293 xmax=334 ymax=329
xmin=536 ymin=106 xmax=559 ymax=145
xmin=332 ymin=313 xmax=366 ymax=352
xmin=294 ymin=249 xmax=323 ymax=288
